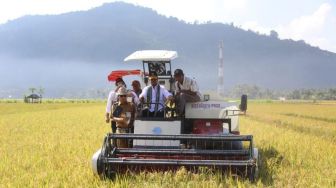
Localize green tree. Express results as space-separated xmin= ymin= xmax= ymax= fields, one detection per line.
xmin=270 ymin=30 xmax=279 ymax=39
xmin=37 ymin=87 xmax=44 ymax=96
xmin=29 ymin=87 xmax=36 ymax=94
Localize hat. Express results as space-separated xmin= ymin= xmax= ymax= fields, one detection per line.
xmin=117 ymin=86 xmax=128 ymax=96
xmin=149 ymin=72 xmax=158 ymax=79
xmin=174 ymin=69 xmax=184 ymax=76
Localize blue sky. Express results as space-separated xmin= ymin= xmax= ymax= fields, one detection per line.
xmin=0 ymin=0 xmax=335 ymax=52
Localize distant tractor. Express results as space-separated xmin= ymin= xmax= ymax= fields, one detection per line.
xmin=92 ymin=50 xmax=259 ymax=181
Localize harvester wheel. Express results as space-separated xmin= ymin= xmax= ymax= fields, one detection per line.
xmin=92 ymin=148 xmax=116 ymax=180
xmin=97 ymin=157 xmax=106 ymax=180
xmin=92 ymin=149 xmax=105 ymax=178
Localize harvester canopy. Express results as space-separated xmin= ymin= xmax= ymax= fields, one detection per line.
xmin=124 ymin=50 xmax=178 ymax=62
xmin=107 ymin=69 xmax=141 ymax=81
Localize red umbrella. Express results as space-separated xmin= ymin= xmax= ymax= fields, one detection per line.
xmin=107 ymin=69 xmax=141 ymax=81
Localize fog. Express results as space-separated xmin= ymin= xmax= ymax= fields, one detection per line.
xmin=0 ymin=56 xmax=222 ymax=98
xmin=0 ymin=56 xmax=119 ymax=98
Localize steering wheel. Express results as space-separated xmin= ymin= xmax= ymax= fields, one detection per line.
xmin=165 ymin=100 xmax=177 ymax=118
xmin=138 ymin=101 xmax=177 ymax=118
xmin=138 ymin=102 xmax=165 ymax=117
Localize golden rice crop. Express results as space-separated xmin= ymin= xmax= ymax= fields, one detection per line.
xmin=0 ymin=101 xmax=335 ymax=187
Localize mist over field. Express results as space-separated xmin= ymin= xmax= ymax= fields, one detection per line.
xmin=0 ymin=56 xmax=113 ymax=97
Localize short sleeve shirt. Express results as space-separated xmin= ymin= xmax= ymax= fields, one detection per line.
xmin=110 ymin=102 xmax=135 ymax=128
xmin=106 ymin=90 xmax=117 ymax=113
xmin=175 ymin=76 xmax=202 ymax=98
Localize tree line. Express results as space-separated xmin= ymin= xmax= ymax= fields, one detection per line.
xmin=227 ymin=84 xmax=336 ymax=100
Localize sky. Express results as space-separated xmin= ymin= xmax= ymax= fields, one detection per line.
xmin=0 ymin=0 xmax=335 ymax=53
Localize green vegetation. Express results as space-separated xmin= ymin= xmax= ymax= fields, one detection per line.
xmin=0 ymin=99 xmax=105 ymax=104
xmin=229 ymin=84 xmax=336 ymax=100
xmin=0 ymin=101 xmax=335 ymax=187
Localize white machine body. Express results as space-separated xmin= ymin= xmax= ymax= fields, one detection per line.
xmin=185 ymin=101 xmax=240 ymax=132
xmin=133 ymin=120 xmax=181 ymax=147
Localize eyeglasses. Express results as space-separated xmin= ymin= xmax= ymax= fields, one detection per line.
xmin=119 ymin=95 xmax=127 ymax=97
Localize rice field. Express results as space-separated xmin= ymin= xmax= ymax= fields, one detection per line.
xmin=0 ymin=100 xmax=335 ymax=187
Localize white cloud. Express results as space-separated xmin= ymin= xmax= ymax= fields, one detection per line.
xmin=0 ymin=0 xmax=248 ymax=24
xmin=241 ymin=21 xmax=271 ymax=35
xmin=276 ymin=3 xmax=335 ymax=52
xmin=277 ymin=3 xmax=331 ymax=39
xmin=124 ymin=0 xmax=247 ymax=23
xmin=240 ymin=3 xmax=336 ymax=53
xmin=0 ymin=0 xmax=113 ymax=24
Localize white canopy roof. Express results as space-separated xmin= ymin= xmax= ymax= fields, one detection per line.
xmin=124 ymin=50 xmax=178 ymax=62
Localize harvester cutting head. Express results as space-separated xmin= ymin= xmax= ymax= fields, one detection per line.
xmin=92 ymin=50 xmax=258 ymax=181
xmin=92 ymin=133 xmax=258 ymax=181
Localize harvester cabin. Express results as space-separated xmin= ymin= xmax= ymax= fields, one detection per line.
xmin=124 ymin=50 xmax=177 ymax=92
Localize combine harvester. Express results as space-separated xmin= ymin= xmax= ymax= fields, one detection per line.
xmin=92 ymin=50 xmax=259 ymax=181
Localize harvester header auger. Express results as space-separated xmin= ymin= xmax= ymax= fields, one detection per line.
xmin=93 ymin=132 xmax=258 ymax=181
xmin=92 ymin=50 xmax=258 ymax=181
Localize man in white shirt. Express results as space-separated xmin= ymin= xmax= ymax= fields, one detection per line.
xmin=131 ymin=80 xmax=142 ymax=97
xmin=139 ymin=72 xmax=173 ymax=117
xmin=174 ymin=69 xmax=201 ymax=116
xmin=106 ymin=78 xmax=125 ymax=124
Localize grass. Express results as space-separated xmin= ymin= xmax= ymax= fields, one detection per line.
xmin=0 ymin=101 xmax=335 ymax=187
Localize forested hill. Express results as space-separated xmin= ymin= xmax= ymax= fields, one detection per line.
xmin=0 ymin=2 xmax=335 ymax=97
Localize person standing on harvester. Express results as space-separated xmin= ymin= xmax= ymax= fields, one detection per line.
xmin=173 ymin=69 xmax=201 ymax=116
xmin=110 ymin=86 xmax=135 ymax=148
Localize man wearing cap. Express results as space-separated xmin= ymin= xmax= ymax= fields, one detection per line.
xmin=110 ymin=86 xmax=135 ymax=148
xmin=174 ymin=69 xmax=201 ymax=116
xmin=139 ymin=72 xmax=173 ymax=117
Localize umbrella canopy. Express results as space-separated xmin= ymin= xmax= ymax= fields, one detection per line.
xmin=27 ymin=94 xmax=41 ymax=99
xmin=107 ymin=69 xmax=141 ymax=81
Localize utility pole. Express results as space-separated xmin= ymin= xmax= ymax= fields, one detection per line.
xmin=217 ymin=41 xmax=224 ymax=96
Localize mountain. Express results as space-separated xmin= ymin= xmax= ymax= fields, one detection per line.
xmin=0 ymin=2 xmax=335 ymax=97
